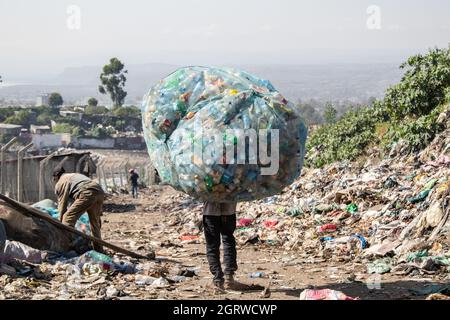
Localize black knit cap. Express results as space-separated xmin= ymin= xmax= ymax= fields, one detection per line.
xmin=52 ymin=166 xmax=66 ymax=177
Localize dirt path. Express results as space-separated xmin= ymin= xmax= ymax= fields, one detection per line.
xmin=100 ymin=187 xmax=448 ymax=300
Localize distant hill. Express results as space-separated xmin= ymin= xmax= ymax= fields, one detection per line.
xmin=0 ymin=63 xmax=403 ymax=106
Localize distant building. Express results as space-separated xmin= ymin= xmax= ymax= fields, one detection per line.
xmin=31 ymin=133 xmax=71 ymax=149
xmin=60 ymin=110 xmax=83 ymax=120
xmin=30 ymin=124 xmax=51 ymax=135
xmin=36 ymin=93 xmax=50 ymax=106
xmin=0 ymin=124 xmax=22 ymax=136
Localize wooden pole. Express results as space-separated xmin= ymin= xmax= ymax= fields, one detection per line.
xmin=0 ymin=193 xmax=148 ymax=259
xmin=17 ymin=143 xmax=33 ymax=202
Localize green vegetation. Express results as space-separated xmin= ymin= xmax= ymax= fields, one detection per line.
xmin=35 ymin=105 xmax=61 ymax=124
xmin=48 ymin=92 xmax=64 ymax=108
xmin=0 ymin=106 xmax=19 ymax=122
xmin=112 ymin=105 xmax=140 ymax=118
xmin=4 ymin=110 xmax=34 ymax=126
xmin=306 ymin=45 xmax=450 ymax=168
xmin=306 ymin=107 xmax=378 ymax=168
xmin=85 ymin=105 xmax=109 ymax=115
xmin=87 ymin=97 xmax=98 ymax=107
xmin=52 ymin=122 xmax=75 ymax=134
xmin=323 ymin=103 xmax=337 ymax=124
xmin=99 ymin=57 xmax=128 ymax=107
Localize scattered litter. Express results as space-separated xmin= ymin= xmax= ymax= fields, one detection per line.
xmin=299 ymin=289 xmax=359 ymax=300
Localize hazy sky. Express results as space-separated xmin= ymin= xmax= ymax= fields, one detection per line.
xmin=0 ymin=0 xmax=449 ymax=79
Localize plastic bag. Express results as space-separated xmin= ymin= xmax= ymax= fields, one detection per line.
xmin=299 ymin=289 xmax=358 ymax=300
xmin=33 ymin=200 xmax=91 ymax=235
xmin=2 ymin=240 xmax=44 ymax=264
xmin=142 ymin=66 xmax=307 ymax=202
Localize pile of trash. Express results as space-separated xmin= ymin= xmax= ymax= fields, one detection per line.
xmin=229 ymin=125 xmax=450 ymax=277
xmin=163 ymin=122 xmax=450 ymax=282
xmin=142 ymin=66 xmax=307 ymax=202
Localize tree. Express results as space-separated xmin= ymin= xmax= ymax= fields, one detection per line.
xmin=297 ymin=101 xmax=323 ymax=125
xmin=383 ymin=45 xmax=450 ymax=120
xmin=52 ymin=123 xmax=75 ymax=134
xmin=87 ymin=97 xmax=98 ymax=107
xmin=85 ymin=105 xmax=109 ymax=115
xmin=88 ymin=125 xmax=110 ymax=139
xmin=112 ymin=105 xmax=140 ymax=118
xmin=49 ymin=92 xmax=64 ymax=108
xmin=323 ymin=103 xmax=337 ymax=124
xmin=4 ymin=110 xmax=34 ymax=126
xmin=72 ymin=127 xmax=86 ymax=138
xmin=98 ymin=58 xmax=128 ymax=107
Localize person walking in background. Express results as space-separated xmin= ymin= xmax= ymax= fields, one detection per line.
xmin=53 ymin=167 xmax=105 ymax=252
xmin=129 ymin=169 xmax=139 ymax=198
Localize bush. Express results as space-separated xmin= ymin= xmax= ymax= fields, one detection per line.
xmin=306 ymin=45 xmax=450 ymax=168
xmin=85 ymin=105 xmax=109 ymax=115
xmin=306 ymin=107 xmax=379 ymax=167
xmin=52 ymin=123 xmax=75 ymax=134
xmin=383 ymin=46 xmax=450 ymax=120
xmin=112 ymin=105 xmax=140 ymax=118
xmin=85 ymin=125 xmax=111 ymax=139
xmin=381 ymin=104 xmax=446 ymax=152
xmin=4 ymin=110 xmax=34 ymax=126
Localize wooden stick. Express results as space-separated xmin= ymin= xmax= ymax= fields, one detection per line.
xmin=0 ymin=193 xmax=148 ymax=260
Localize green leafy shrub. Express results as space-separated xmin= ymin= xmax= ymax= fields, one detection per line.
xmin=52 ymin=123 xmax=75 ymax=134
xmin=306 ymin=45 xmax=449 ymax=168
xmin=383 ymin=46 xmax=450 ymax=120
xmin=382 ymin=104 xmax=445 ymax=151
xmin=306 ymin=107 xmax=379 ymax=167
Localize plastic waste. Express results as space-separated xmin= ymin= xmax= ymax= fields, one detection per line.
xmin=135 ymin=274 xmax=157 ymax=285
xmin=407 ymin=178 xmax=438 ymax=203
xmin=142 ymin=66 xmax=308 ymax=202
xmin=316 ymin=224 xmax=337 ymax=233
xmin=249 ymin=272 xmax=265 ymax=278
xmin=407 ymin=250 xmax=429 ymax=262
xmin=263 ymin=220 xmax=278 ymax=229
xmin=82 ymin=263 xmax=103 ymax=276
xmin=180 ymin=235 xmax=200 ymax=242
xmin=346 ymin=203 xmax=358 ymax=213
xmin=367 ymin=257 xmax=393 ymax=274
xmin=299 ymin=289 xmax=358 ymax=300
xmin=1 ymin=240 xmax=45 ymax=264
xmin=152 ymin=277 xmax=170 ymax=288
xmin=33 ymin=200 xmax=91 ymax=235
xmin=237 ymin=218 xmax=254 ymax=228
xmin=350 ymin=233 xmax=367 ymax=249
xmin=286 ymin=207 xmax=302 ymax=217
xmin=171 ymin=275 xmax=188 ymax=283
xmin=314 ymin=204 xmax=333 ymax=213
xmin=74 ymin=250 xmax=115 ymax=273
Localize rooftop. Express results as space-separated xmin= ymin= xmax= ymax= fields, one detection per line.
xmin=0 ymin=124 xmax=22 ymax=129
xmin=30 ymin=124 xmax=51 ymax=130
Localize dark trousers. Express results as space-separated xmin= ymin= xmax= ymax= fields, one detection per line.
xmin=203 ymin=214 xmax=237 ymax=282
xmin=131 ymin=184 xmax=138 ymax=198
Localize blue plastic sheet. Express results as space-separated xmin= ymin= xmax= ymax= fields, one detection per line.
xmin=142 ymin=66 xmax=307 ymax=202
xmin=37 ymin=206 xmax=91 ymax=235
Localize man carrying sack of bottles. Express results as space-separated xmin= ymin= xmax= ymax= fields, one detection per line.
xmin=52 ymin=166 xmax=105 ymax=252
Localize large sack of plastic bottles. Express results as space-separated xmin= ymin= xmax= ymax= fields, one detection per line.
xmin=142 ymin=66 xmax=307 ymax=202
